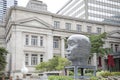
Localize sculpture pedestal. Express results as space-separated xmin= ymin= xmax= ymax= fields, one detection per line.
xmin=65 ymin=65 xmax=96 ymax=79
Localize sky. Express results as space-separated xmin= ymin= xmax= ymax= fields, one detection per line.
xmin=18 ymin=0 xmax=69 ymax=13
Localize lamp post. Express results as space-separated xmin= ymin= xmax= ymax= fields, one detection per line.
xmin=21 ymin=63 xmax=28 ymax=80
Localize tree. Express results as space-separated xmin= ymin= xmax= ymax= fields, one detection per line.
xmin=35 ymin=56 xmax=70 ymax=71
xmin=89 ymin=32 xmax=108 ymax=56
xmin=0 ymin=47 xmax=8 ymax=71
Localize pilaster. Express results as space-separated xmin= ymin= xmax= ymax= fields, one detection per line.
xmin=46 ymin=34 xmax=53 ymax=61
xmin=61 ymin=36 xmax=65 ymax=58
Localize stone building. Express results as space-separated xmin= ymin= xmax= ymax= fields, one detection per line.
xmin=0 ymin=23 xmax=5 ymax=47
xmin=0 ymin=0 xmax=119 ymax=78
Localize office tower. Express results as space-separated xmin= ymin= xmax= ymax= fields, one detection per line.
xmin=0 ymin=0 xmax=7 ymax=22
xmin=57 ymin=0 xmax=120 ymax=24
xmin=0 ymin=0 xmax=17 ymax=22
xmin=7 ymin=0 xmax=17 ymax=7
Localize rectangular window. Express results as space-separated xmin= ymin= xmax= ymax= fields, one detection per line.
xmin=53 ymin=38 xmax=59 ymax=48
xmin=87 ymin=26 xmax=92 ymax=33
xmin=54 ymin=21 xmax=60 ymax=29
xmin=40 ymin=54 xmax=43 ymax=62
xmin=65 ymin=23 xmax=71 ymax=30
xmin=31 ymin=54 xmax=38 ymax=65
xmin=40 ymin=36 xmax=43 ymax=47
xmin=76 ymin=24 xmax=82 ymax=32
xmin=97 ymin=27 xmax=102 ymax=34
xmin=111 ymin=44 xmax=113 ymax=52
xmin=25 ymin=35 xmax=29 ymax=45
xmin=115 ymin=44 xmax=119 ymax=52
xmin=25 ymin=54 xmax=29 ymax=65
xmin=31 ymin=36 xmax=38 ymax=46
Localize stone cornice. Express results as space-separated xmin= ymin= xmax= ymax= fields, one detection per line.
xmin=14 ymin=17 xmax=53 ymax=29
xmin=107 ymin=30 xmax=120 ymax=36
xmin=9 ymin=6 xmax=120 ymax=27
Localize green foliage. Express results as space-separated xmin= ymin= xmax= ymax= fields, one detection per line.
xmin=89 ymin=32 xmax=108 ymax=55
xmin=97 ymin=71 xmax=112 ymax=78
xmin=0 ymin=47 xmax=8 ymax=71
xmin=85 ymin=73 xmax=93 ymax=77
xmin=48 ymin=76 xmax=73 ymax=80
xmin=100 ymin=78 xmax=107 ymax=80
xmin=93 ymin=71 xmax=120 ymax=79
xmin=111 ymin=72 xmax=120 ymax=76
xmin=35 ymin=56 xmax=70 ymax=71
xmin=36 ymin=62 xmax=49 ymax=71
xmin=85 ymin=69 xmax=94 ymax=73
xmin=56 ymin=57 xmax=70 ymax=70
xmin=90 ymin=76 xmax=98 ymax=80
xmin=69 ymin=70 xmax=74 ymax=76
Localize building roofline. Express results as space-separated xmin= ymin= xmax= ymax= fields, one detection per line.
xmin=8 ymin=6 xmax=120 ymax=27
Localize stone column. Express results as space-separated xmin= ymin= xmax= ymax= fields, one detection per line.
xmin=112 ymin=43 xmax=115 ymax=52
xmin=29 ymin=34 xmax=31 ymax=46
xmin=102 ymin=57 xmax=105 ymax=70
xmin=46 ymin=34 xmax=53 ymax=61
xmin=29 ymin=54 xmax=31 ymax=66
xmin=38 ymin=54 xmax=40 ymax=64
xmin=10 ymin=29 xmax=23 ymax=76
xmin=92 ymin=53 xmax=97 ymax=70
xmin=38 ymin=36 xmax=40 ymax=47
xmin=61 ymin=37 xmax=65 ymax=58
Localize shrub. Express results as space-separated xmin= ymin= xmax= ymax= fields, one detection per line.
xmin=85 ymin=69 xmax=94 ymax=73
xmin=48 ymin=76 xmax=73 ymax=80
xmin=100 ymin=78 xmax=107 ymax=80
xmin=69 ymin=70 xmax=74 ymax=76
xmin=111 ymin=72 xmax=120 ymax=76
xmin=90 ymin=76 xmax=98 ymax=80
xmin=85 ymin=73 xmax=93 ymax=77
xmin=99 ymin=71 xmax=112 ymax=78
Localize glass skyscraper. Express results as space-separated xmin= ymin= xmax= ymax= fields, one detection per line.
xmin=0 ymin=0 xmax=17 ymax=22
xmin=57 ymin=0 xmax=120 ymax=24
xmin=0 ymin=0 xmax=7 ymax=22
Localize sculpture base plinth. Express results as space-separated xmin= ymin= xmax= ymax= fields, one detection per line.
xmin=65 ymin=65 xmax=96 ymax=79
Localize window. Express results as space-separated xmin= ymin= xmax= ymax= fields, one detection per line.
xmin=40 ymin=54 xmax=43 ymax=62
xmin=25 ymin=35 xmax=29 ymax=45
xmin=31 ymin=36 xmax=38 ymax=46
xmin=87 ymin=26 xmax=92 ymax=33
xmin=25 ymin=54 xmax=29 ymax=65
xmin=97 ymin=27 xmax=102 ymax=34
xmin=31 ymin=54 xmax=38 ymax=65
xmin=40 ymin=36 xmax=43 ymax=47
xmin=65 ymin=23 xmax=71 ymax=30
xmin=76 ymin=24 xmax=82 ymax=32
xmin=54 ymin=21 xmax=60 ymax=29
xmin=53 ymin=38 xmax=59 ymax=48
xmin=111 ymin=44 xmax=113 ymax=51
xmin=115 ymin=44 xmax=119 ymax=52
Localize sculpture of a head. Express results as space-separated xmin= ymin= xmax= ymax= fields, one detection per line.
xmin=67 ymin=34 xmax=91 ymax=65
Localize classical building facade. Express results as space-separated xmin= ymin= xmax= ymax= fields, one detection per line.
xmin=57 ymin=0 xmax=120 ymax=24
xmin=3 ymin=6 xmax=119 ymax=76
xmin=0 ymin=23 xmax=5 ymax=47
xmin=0 ymin=0 xmax=119 ymax=77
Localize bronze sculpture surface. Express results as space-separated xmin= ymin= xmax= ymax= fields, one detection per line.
xmin=67 ymin=34 xmax=91 ymax=65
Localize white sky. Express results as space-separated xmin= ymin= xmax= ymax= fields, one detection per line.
xmin=18 ymin=0 xmax=69 ymax=13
